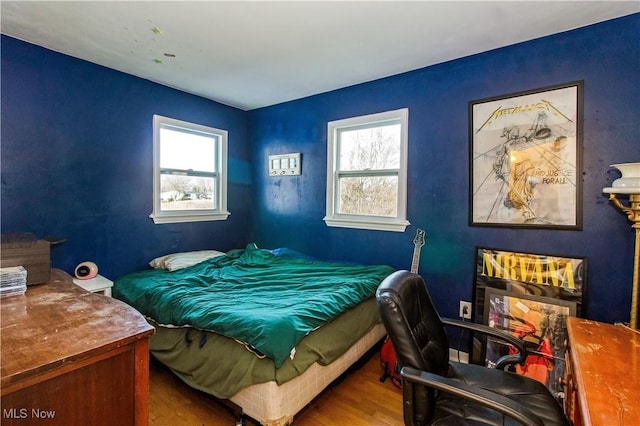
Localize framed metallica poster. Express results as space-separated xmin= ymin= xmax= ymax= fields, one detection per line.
xmin=469 ymin=81 xmax=583 ymax=229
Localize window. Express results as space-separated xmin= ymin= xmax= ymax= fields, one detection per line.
xmin=324 ymin=108 xmax=409 ymax=232
xmin=150 ymin=115 xmax=229 ymax=224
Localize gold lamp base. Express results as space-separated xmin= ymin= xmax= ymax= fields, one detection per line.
xmin=607 ymin=193 xmax=640 ymax=330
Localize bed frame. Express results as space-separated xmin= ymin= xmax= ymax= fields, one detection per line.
xmin=217 ymin=323 xmax=386 ymax=425
xmin=168 ymin=323 xmax=386 ymax=426
xmin=229 ymin=323 xmax=386 ymax=426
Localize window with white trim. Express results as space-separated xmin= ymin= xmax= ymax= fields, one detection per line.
xmin=150 ymin=115 xmax=230 ymax=224
xmin=324 ymin=108 xmax=409 ymax=232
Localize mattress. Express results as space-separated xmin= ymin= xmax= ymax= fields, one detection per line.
xmin=114 ymin=243 xmax=394 ymax=368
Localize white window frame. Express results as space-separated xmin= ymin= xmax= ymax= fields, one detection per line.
xmin=324 ymin=108 xmax=410 ymax=232
xmin=150 ymin=115 xmax=230 ymax=224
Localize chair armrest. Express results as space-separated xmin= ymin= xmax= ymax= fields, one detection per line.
xmin=441 ymin=317 xmax=527 ymax=369
xmin=401 ymin=366 xmax=545 ymax=426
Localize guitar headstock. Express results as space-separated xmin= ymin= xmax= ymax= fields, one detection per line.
xmin=413 ymin=229 xmax=426 ymax=248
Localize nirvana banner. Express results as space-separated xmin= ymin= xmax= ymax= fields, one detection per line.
xmin=473 ymin=247 xmax=586 ymax=403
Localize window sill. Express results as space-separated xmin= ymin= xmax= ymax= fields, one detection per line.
xmin=150 ymin=211 xmax=230 ymax=224
xmin=323 ymin=216 xmax=409 ymax=232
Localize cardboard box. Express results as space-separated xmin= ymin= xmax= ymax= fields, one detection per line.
xmin=0 ymin=234 xmax=51 ymax=285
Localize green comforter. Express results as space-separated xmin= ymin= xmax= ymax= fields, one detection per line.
xmin=113 ymin=244 xmax=394 ymax=368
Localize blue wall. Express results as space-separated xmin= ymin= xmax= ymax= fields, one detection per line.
xmin=1 ymin=14 xmax=638 ymax=324
xmin=248 ymin=14 xmax=639 ymax=323
xmin=1 ymin=36 xmax=253 ymax=279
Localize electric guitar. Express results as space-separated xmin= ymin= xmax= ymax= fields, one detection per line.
xmin=411 ymin=229 xmax=426 ymax=274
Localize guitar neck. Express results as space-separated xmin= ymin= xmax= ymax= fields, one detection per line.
xmin=411 ymin=229 xmax=425 ymax=274
xmin=410 ymin=247 xmax=421 ymax=274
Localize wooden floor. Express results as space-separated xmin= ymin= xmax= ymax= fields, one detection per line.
xmin=149 ymin=349 xmax=404 ymax=426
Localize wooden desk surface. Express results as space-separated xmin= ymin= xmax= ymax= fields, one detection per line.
xmin=567 ymin=317 xmax=640 ymax=426
xmin=1 ymin=269 xmax=154 ymax=392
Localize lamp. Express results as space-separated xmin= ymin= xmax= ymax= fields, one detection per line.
xmin=603 ymin=162 xmax=640 ymax=329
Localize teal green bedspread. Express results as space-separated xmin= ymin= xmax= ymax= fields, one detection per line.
xmin=113 ymin=244 xmax=394 ymax=368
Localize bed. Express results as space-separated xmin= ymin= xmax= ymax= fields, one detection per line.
xmin=113 ymin=243 xmax=394 ymax=425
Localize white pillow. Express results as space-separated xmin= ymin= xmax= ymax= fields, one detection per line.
xmin=149 ymin=250 xmax=225 ymax=271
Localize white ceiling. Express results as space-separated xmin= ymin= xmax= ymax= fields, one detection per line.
xmin=2 ymin=1 xmax=638 ymax=111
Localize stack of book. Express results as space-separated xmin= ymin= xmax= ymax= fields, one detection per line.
xmin=0 ymin=266 xmax=27 ymax=297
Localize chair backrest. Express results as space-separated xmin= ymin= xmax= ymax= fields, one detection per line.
xmin=376 ymin=270 xmax=450 ymax=376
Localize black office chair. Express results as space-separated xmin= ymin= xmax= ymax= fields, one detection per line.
xmin=376 ymin=270 xmax=569 ymax=426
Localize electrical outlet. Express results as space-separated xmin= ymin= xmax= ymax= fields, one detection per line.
xmin=459 ymin=301 xmax=472 ymax=320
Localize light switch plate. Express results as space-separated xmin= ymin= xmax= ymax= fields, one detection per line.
xmin=269 ymin=153 xmax=301 ymax=176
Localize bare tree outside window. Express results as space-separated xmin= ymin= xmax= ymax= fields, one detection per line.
xmin=151 ymin=115 xmax=229 ymax=224
xmin=161 ymin=175 xmax=189 ymax=201
xmin=338 ymin=124 xmax=400 ymax=217
xmin=325 ymin=108 xmax=408 ymax=232
xmin=160 ymin=175 xmax=216 ymax=210
xmin=159 ymin=126 xmax=217 ymax=211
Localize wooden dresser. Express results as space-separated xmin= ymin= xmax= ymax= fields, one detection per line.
xmin=1 ymin=269 xmax=154 ymax=425
xmin=564 ymin=317 xmax=640 ymax=426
